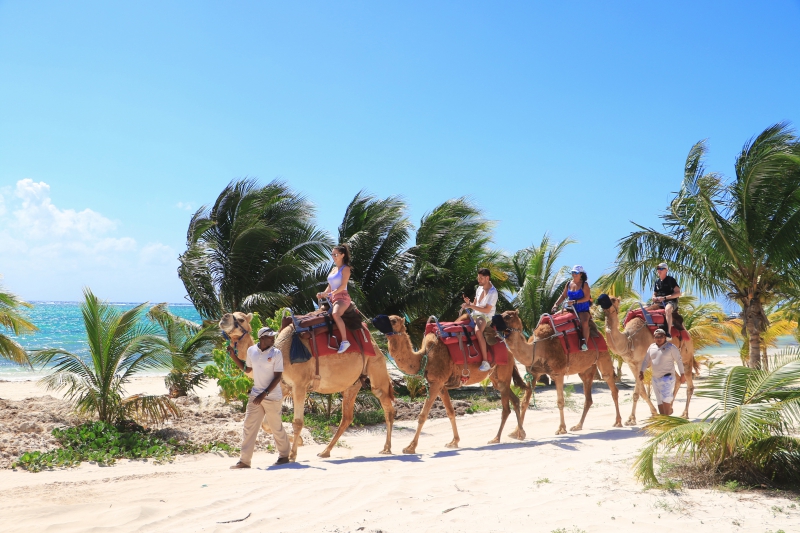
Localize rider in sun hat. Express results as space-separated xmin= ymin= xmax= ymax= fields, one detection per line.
xmin=552 ymin=265 xmax=592 ymax=351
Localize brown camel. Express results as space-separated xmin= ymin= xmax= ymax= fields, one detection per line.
xmin=374 ymin=315 xmax=530 ymax=454
xmin=219 ymin=312 xmax=396 ymax=461
xmin=599 ymin=296 xmax=695 ymax=420
xmin=498 ymin=310 xmax=622 ymax=435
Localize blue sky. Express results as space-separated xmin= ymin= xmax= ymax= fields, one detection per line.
xmin=1 ymin=1 xmax=799 ymax=305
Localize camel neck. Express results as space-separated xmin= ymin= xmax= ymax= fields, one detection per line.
xmin=387 ymin=334 xmax=423 ymax=375
xmin=505 ymin=330 xmax=534 ymax=366
xmin=603 ymin=311 xmax=629 ymax=354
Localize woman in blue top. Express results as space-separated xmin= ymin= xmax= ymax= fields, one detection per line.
xmin=552 ymin=265 xmax=592 ymax=351
xmin=315 ymin=244 xmax=353 ymax=354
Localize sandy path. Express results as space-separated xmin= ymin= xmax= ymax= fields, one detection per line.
xmin=1 ymin=376 xmax=798 ymax=533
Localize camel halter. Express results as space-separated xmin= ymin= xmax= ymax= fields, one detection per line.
xmin=222 ymin=319 xmax=251 ymax=358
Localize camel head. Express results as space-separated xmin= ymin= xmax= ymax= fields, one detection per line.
xmin=497 ymin=310 xmax=523 ymax=333
xmin=218 ymin=311 xmax=254 ymax=342
xmin=372 ymin=314 xmax=407 ymax=336
xmin=597 ymin=294 xmax=620 ymax=316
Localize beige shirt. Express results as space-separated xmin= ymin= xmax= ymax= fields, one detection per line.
xmin=246 ymin=345 xmax=284 ymax=400
xmin=641 ymin=342 xmax=684 ymax=378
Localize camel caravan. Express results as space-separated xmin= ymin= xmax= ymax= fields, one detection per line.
xmin=218 ymin=249 xmax=694 ymax=466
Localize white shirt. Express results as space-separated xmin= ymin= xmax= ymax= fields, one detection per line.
xmin=245 ymin=344 xmax=284 ymax=400
xmin=640 ymin=342 xmax=685 ymax=378
xmin=474 ymin=284 xmax=499 ymax=317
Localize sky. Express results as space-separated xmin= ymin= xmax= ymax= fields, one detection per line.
xmin=1 ymin=1 xmax=799 ymax=306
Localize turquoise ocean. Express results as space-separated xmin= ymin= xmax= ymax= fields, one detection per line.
xmin=1 ymin=302 xmax=202 ymax=381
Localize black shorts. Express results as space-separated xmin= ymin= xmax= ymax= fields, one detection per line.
xmin=659 ymin=300 xmax=678 ymax=310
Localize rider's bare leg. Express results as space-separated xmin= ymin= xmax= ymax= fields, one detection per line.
xmin=475 ymin=316 xmax=488 ymax=362
xmin=331 ymin=301 xmax=348 ymax=346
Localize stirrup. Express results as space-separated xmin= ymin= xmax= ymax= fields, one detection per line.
xmin=580 ymin=340 xmax=588 ymax=351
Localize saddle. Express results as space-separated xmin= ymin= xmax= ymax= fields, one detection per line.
xmin=280 ymin=303 xmax=363 ymax=333
xmin=537 ymin=311 xmax=608 ymax=355
xmin=424 ymin=317 xmax=509 ymax=366
xmin=623 ymin=308 xmax=690 ymax=342
xmin=281 ymin=304 xmax=376 ymax=364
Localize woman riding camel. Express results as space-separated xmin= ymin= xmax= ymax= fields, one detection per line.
xmin=316 ymin=244 xmax=353 ymax=354
xmin=552 ymin=265 xmax=592 ymax=351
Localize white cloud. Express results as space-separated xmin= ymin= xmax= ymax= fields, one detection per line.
xmin=0 ymin=179 xmax=185 ymax=302
xmin=176 ymin=201 xmax=194 ymax=211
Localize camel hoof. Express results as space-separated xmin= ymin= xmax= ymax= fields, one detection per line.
xmin=378 ymin=449 xmax=392 ymax=455
xmin=613 ymin=422 xmax=623 ymax=428
xmin=487 ymin=437 xmax=500 ymax=444
xmin=555 ymin=428 xmax=567 ymax=435
xmin=681 ymin=412 xmax=689 ymax=419
xmin=402 ymin=446 xmax=416 ymax=454
xmin=508 ymin=430 xmax=526 ymax=440
xmin=317 ymin=451 xmax=330 ymax=458
xmin=569 ymin=425 xmax=582 ymax=432
xmin=445 ymin=441 xmax=459 ymax=449
xmin=624 ymin=418 xmax=637 ymax=426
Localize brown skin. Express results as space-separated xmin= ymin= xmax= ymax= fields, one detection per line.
xmin=220 ymin=311 xmax=396 ymax=462
xmin=647 ymin=267 xmax=681 ymax=335
xmin=499 ymin=310 xmax=622 ymax=435
xmin=382 ymin=315 xmax=530 ymax=453
xmin=638 ymin=333 xmax=686 ymax=416
xmin=461 ymin=273 xmax=494 ymax=364
xmin=316 ymin=249 xmax=351 ymax=348
xmin=553 ymin=272 xmax=592 ymax=346
xmin=227 ymin=334 xmax=282 ymax=406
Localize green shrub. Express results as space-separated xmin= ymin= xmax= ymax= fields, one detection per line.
xmin=12 ymin=421 xmax=236 ymax=472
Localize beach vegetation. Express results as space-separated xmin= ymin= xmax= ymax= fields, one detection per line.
xmin=12 ymin=420 xmax=236 ymax=472
xmin=0 ymin=284 xmax=37 ymax=365
xmin=33 ymin=289 xmax=178 ymax=425
xmin=404 ymin=374 xmax=426 ymax=400
xmin=634 ymin=348 xmax=800 ymax=489
xmin=610 ymin=123 xmax=800 ymax=369
xmin=147 ymin=303 xmax=218 ymax=398
xmin=203 ymin=348 xmax=252 ymax=410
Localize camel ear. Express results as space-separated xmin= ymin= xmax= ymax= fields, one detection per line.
xmin=246 ymin=313 xmax=254 ymax=322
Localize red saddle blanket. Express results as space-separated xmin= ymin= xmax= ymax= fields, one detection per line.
xmin=303 ymin=323 xmax=377 ymax=358
xmin=623 ymin=308 xmax=690 ymax=342
xmin=538 ymin=312 xmax=609 ymax=355
xmin=424 ymin=320 xmax=509 ymax=365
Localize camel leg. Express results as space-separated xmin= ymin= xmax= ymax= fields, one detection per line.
xmin=317 ymin=380 xmax=362 ymax=458
xmin=289 ymin=385 xmax=308 ymax=462
xmin=439 ymin=389 xmax=461 ymax=448
xmin=518 ymin=373 xmax=538 ymax=428
xmin=489 ymin=372 xmax=523 ymax=443
xmin=600 ymin=357 xmax=623 ymax=427
xmin=366 ymin=357 xmax=395 ymax=454
xmin=680 ymin=371 xmax=694 ymax=419
xmin=554 ymin=375 xmax=567 ymax=435
xmin=403 ymin=381 xmax=444 ymax=454
xmin=570 ymin=369 xmax=595 ymax=432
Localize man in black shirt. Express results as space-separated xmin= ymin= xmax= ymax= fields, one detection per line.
xmin=648 ymin=262 xmax=681 ymax=340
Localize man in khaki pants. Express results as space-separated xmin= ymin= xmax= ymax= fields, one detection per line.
xmin=229 ymin=326 xmax=291 ymax=468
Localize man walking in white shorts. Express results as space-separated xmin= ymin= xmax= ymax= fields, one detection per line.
xmin=229 ymin=326 xmax=291 ymax=468
xmin=639 ymin=328 xmax=686 ymax=415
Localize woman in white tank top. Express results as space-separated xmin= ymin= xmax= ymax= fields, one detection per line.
xmin=316 ymin=244 xmax=353 ymax=354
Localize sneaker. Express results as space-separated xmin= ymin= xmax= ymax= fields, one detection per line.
xmin=274 ymin=457 xmax=290 ymax=466
xmin=581 ymin=342 xmax=588 ymax=351
xmin=479 ymin=361 xmax=491 ymax=372
xmin=666 ymin=335 xmax=673 ymax=341
xmin=229 ymin=461 xmax=250 ymax=469
xmin=337 ymin=340 xmax=351 ymax=354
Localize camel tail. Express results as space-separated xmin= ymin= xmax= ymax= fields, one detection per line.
xmin=512 ymin=366 xmax=527 ymax=389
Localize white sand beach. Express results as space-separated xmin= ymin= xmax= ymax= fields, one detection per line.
xmin=1 ymin=366 xmax=798 ymax=533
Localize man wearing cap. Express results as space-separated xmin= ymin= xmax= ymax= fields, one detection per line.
xmin=649 ymin=262 xmax=681 ymax=340
xmin=229 ymin=326 xmax=291 ymax=469
xmin=639 ymin=329 xmax=686 ymax=415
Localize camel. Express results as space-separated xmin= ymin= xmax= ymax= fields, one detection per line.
xmin=219 ymin=311 xmax=396 ymax=461
xmin=497 ymin=310 xmax=622 ymax=435
xmin=374 ymin=315 xmax=530 ymax=454
xmin=598 ymin=296 xmax=695 ymax=421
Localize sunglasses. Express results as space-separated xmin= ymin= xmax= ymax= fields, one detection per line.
xmin=331 ymin=253 xmax=341 ymax=257
xmin=656 ymin=267 xmax=666 ymax=271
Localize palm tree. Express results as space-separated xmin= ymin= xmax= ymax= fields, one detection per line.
xmin=634 ymin=348 xmax=800 ymax=487
xmin=178 ymin=179 xmax=331 ymax=319
xmin=33 ymin=289 xmax=177 ymax=425
xmin=506 ymin=233 xmax=573 ymax=332
xmin=611 ymin=123 xmax=800 ymax=368
xmin=677 ymin=295 xmax=730 ymax=352
xmin=0 ymin=285 xmax=37 ymax=365
xmin=404 ymin=199 xmax=509 ymax=338
xmin=335 ymin=191 xmax=412 ymax=317
xmin=723 ymin=305 xmax=797 ymax=370
xmin=147 ymin=303 xmax=219 ymax=398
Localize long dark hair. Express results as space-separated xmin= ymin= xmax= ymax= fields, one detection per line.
xmin=333 ymin=244 xmax=351 ymax=267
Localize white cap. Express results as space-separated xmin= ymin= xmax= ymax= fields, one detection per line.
xmin=657 ymin=262 xmax=668 ymax=270
xmin=654 ymin=328 xmax=667 ymax=336
xmin=258 ymin=327 xmax=277 ymax=338
xmin=570 ymin=265 xmax=585 ymax=274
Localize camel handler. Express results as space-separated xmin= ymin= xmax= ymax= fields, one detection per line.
xmin=648 ymin=262 xmax=681 ymax=340
xmin=229 ymin=326 xmax=290 ymax=469
xmin=461 ymin=268 xmax=499 ymax=372
xmin=638 ymin=328 xmax=686 ymax=415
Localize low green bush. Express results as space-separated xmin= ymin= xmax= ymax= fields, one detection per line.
xmin=12 ymin=421 xmax=236 ymax=472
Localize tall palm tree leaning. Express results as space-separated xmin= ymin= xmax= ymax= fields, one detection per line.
xmin=34 ymin=289 xmax=177 ymax=425
xmin=611 ymin=123 xmax=800 ymax=368
xmin=147 ymin=303 xmax=219 ymax=398
xmin=0 ymin=284 xmax=37 ymax=365
xmin=178 ymin=179 xmax=331 ymax=320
